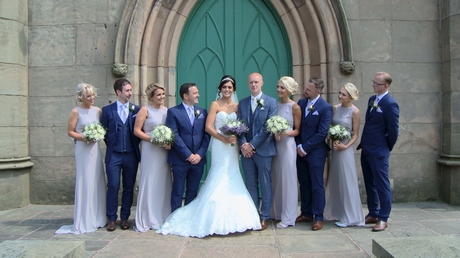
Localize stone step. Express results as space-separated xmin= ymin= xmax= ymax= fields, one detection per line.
xmin=0 ymin=240 xmax=85 ymax=258
xmin=373 ymin=236 xmax=460 ymax=258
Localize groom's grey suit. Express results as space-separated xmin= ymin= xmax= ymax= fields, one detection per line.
xmin=238 ymin=93 xmax=277 ymax=220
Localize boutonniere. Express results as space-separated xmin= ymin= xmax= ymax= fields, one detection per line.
xmin=129 ymin=103 xmax=135 ymax=113
xmin=194 ymin=109 xmax=200 ymax=118
xmin=307 ymin=104 xmax=314 ymax=114
xmin=369 ymin=101 xmax=380 ymax=110
xmin=257 ymin=98 xmax=264 ymax=107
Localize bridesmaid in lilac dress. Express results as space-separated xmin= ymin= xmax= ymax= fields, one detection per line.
xmin=56 ymin=83 xmax=107 ymax=234
xmin=133 ymin=83 xmax=172 ymax=232
xmin=324 ymin=83 xmax=365 ymax=227
xmin=270 ymin=76 xmax=302 ymax=228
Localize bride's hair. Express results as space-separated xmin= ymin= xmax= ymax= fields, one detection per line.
xmin=279 ymin=76 xmax=298 ymax=95
xmin=217 ymin=75 xmax=236 ymax=99
xmin=145 ymin=83 xmax=165 ymax=101
xmin=75 ymin=83 xmax=97 ymax=102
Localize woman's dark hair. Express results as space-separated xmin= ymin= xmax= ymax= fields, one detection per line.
xmin=217 ymin=75 xmax=236 ymax=98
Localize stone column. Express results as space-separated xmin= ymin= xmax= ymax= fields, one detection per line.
xmin=439 ymin=0 xmax=460 ymax=205
xmin=0 ymin=0 xmax=32 ymax=210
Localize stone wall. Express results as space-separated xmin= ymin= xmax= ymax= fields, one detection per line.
xmin=22 ymin=0 xmax=454 ymax=205
xmin=0 ymin=0 xmax=31 ymax=210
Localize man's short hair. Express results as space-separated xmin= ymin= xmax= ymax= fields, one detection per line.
xmin=113 ymin=78 xmax=131 ymax=94
xmin=179 ymin=83 xmax=196 ymax=100
xmin=376 ymin=72 xmax=392 ymax=86
xmin=309 ymin=77 xmax=325 ymax=91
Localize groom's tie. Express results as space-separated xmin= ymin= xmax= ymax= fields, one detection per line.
xmin=252 ymin=97 xmax=257 ymax=113
xmin=120 ymin=104 xmax=128 ymax=123
xmin=188 ymin=106 xmax=195 ymax=126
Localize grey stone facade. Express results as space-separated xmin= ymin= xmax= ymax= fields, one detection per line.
xmin=0 ymin=0 xmax=459 ymax=209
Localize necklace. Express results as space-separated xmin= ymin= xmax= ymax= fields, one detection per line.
xmin=220 ymin=100 xmax=232 ymax=107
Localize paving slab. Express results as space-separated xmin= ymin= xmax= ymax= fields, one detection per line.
xmin=181 ymin=245 xmax=280 ymax=258
xmin=418 ymin=220 xmax=460 ymax=234
xmin=278 ymin=235 xmax=360 ymax=254
xmin=372 ymin=236 xmax=460 ymax=258
xmin=96 ymin=239 xmax=184 ymax=257
xmin=0 ymin=239 xmax=85 ymax=258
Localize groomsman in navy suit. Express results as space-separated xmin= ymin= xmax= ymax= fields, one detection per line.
xmin=100 ymin=78 xmax=141 ymax=231
xmin=238 ymin=73 xmax=277 ymax=230
xmin=295 ymin=78 xmax=332 ymax=231
xmin=166 ymin=83 xmax=211 ymax=212
xmin=358 ymin=72 xmax=399 ymax=231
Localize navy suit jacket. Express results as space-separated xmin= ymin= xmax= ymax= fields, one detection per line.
xmin=237 ymin=93 xmax=277 ymax=157
xmin=358 ymin=93 xmax=399 ymax=156
xmin=100 ymin=102 xmax=141 ymax=163
xmin=166 ymin=104 xmax=211 ymax=166
xmin=295 ymin=97 xmax=332 ymax=160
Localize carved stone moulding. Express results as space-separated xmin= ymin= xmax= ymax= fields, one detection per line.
xmin=112 ymin=63 xmax=128 ymax=77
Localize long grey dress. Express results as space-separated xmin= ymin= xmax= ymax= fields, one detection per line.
xmin=55 ymin=107 xmax=107 ymax=234
xmin=324 ymin=104 xmax=365 ymax=226
xmin=270 ymin=102 xmax=298 ymax=226
xmin=135 ymin=106 xmax=172 ymax=232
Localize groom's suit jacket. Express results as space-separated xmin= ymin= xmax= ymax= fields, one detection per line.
xmin=100 ymin=102 xmax=141 ymax=163
xmin=358 ymin=93 xmax=399 ymax=156
xmin=295 ymin=97 xmax=332 ymax=160
xmin=166 ymin=104 xmax=211 ymax=166
xmin=237 ymin=93 xmax=277 ymax=157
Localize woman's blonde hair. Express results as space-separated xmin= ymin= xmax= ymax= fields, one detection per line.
xmin=145 ymin=83 xmax=165 ymax=100
xmin=279 ymin=76 xmax=298 ymax=95
xmin=75 ymin=83 xmax=97 ymax=102
xmin=343 ymin=83 xmax=359 ymax=101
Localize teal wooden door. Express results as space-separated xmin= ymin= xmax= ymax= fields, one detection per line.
xmin=177 ymin=0 xmax=291 ymax=184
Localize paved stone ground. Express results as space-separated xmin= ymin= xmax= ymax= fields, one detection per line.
xmin=0 ymin=202 xmax=459 ymax=257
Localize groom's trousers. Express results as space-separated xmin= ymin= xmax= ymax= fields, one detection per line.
xmin=241 ymin=154 xmax=273 ymax=220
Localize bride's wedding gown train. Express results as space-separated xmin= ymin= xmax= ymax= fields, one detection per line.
xmin=156 ymin=111 xmax=261 ymax=238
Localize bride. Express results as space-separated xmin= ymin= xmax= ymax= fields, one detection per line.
xmin=156 ymin=75 xmax=261 ymax=238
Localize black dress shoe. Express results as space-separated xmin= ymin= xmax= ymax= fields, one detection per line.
xmin=107 ymin=220 xmax=116 ymax=231
xmin=120 ymin=219 xmax=129 ymax=230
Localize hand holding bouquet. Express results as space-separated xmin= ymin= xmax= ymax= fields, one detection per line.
xmin=150 ymin=125 xmax=175 ymax=148
xmin=218 ymin=118 xmax=249 ymax=146
xmin=82 ymin=122 xmax=106 ymax=143
xmin=327 ymin=124 xmax=351 ymax=142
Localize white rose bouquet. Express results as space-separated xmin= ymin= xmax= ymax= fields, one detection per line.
xmin=82 ymin=122 xmax=106 ymax=143
xmin=327 ymin=124 xmax=351 ymax=142
xmin=265 ymin=115 xmax=290 ymax=135
xmin=150 ymin=125 xmax=175 ymax=147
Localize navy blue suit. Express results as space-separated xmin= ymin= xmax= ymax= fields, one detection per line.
xmin=358 ymin=93 xmax=399 ymax=222
xmin=237 ymin=93 xmax=277 ymax=220
xmin=100 ymin=102 xmax=140 ymax=221
xmin=166 ymin=104 xmax=210 ymax=212
xmin=295 ymin=97 xmax=332 ymax=221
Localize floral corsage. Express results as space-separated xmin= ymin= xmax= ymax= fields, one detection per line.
xmin=257 ymin=98 xmax=264 ymax=108
xmin=194 ymin=109 xmax=201 ymax=118
xmin=307 ymin=104 xmax=314 ymax=114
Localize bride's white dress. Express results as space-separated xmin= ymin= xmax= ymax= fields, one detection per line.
xmin=156 ymin=111 xmax=261 ymax=238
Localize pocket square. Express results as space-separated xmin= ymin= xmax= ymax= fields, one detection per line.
xmin=132 ymin=114 xmax=137 ymax=118
xmin=198 ymin=114 xmax=205 ymax=119
xmin=260 ymin=107 xmax=265 ymax=110
xmin=376 ymin=108 xmax=383 ymax=113
xmin=312 ymin=111 xmax=319 ymax=115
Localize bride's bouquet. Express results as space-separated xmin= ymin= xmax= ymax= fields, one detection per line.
xmin=327 ymin=124 xmax=351 ymax=141
xmin=218 ymin=118 xmax=249 ymax=146
xmin=82 ymin=122 xmax=106 ymax=143
xmin=265 ymin=115 xmax=290 ymax=135
xmin=150 ymin=125 xmax=175 ymax=147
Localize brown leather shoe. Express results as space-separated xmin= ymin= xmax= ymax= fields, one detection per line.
xmin=365 ymin=215 xmax=379 ymax=224
xmin=260 ymin=219 xmax=269 ymax=230
xmin=120 ymin=219 xmax=129 ymax=230
xmin=372 ymin=220 xmax=387 ymax=231
xmin=312 ymin=220 xmax=323 ymax=230
xmin=295 ymin=215 xmax=313 ymax=223
xmin=107 ymin=220 xmax=116 ymax=231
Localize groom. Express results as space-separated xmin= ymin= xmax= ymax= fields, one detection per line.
xmin=166 ymin=83 xmax=211 ymax=212
xmin=100 ymin=78 xmax=141 ymax=231
xmin=295 ymin=78 xmax=332 ymax=231
xmin=238 ymin=73 xmax=277 ymax=230
xmin=357 ymin=72 xmax=399 ymax=231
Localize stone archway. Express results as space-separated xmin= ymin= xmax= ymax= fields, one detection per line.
xmin=112 ymin=0 xmax=354 ymax=106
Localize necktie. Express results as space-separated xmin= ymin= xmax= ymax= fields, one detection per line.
xmin=373 ymin=97 xmax=380 ymax=112
xmin=252 ymin=97 xmax=257 ymax=113
xmin=306 ymin=101 xmax=312 ymax=117
xmin=188 ymin=106 xmax=195 ymax=126
xmin=120 ymin=104 xmax=127 ymax=123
